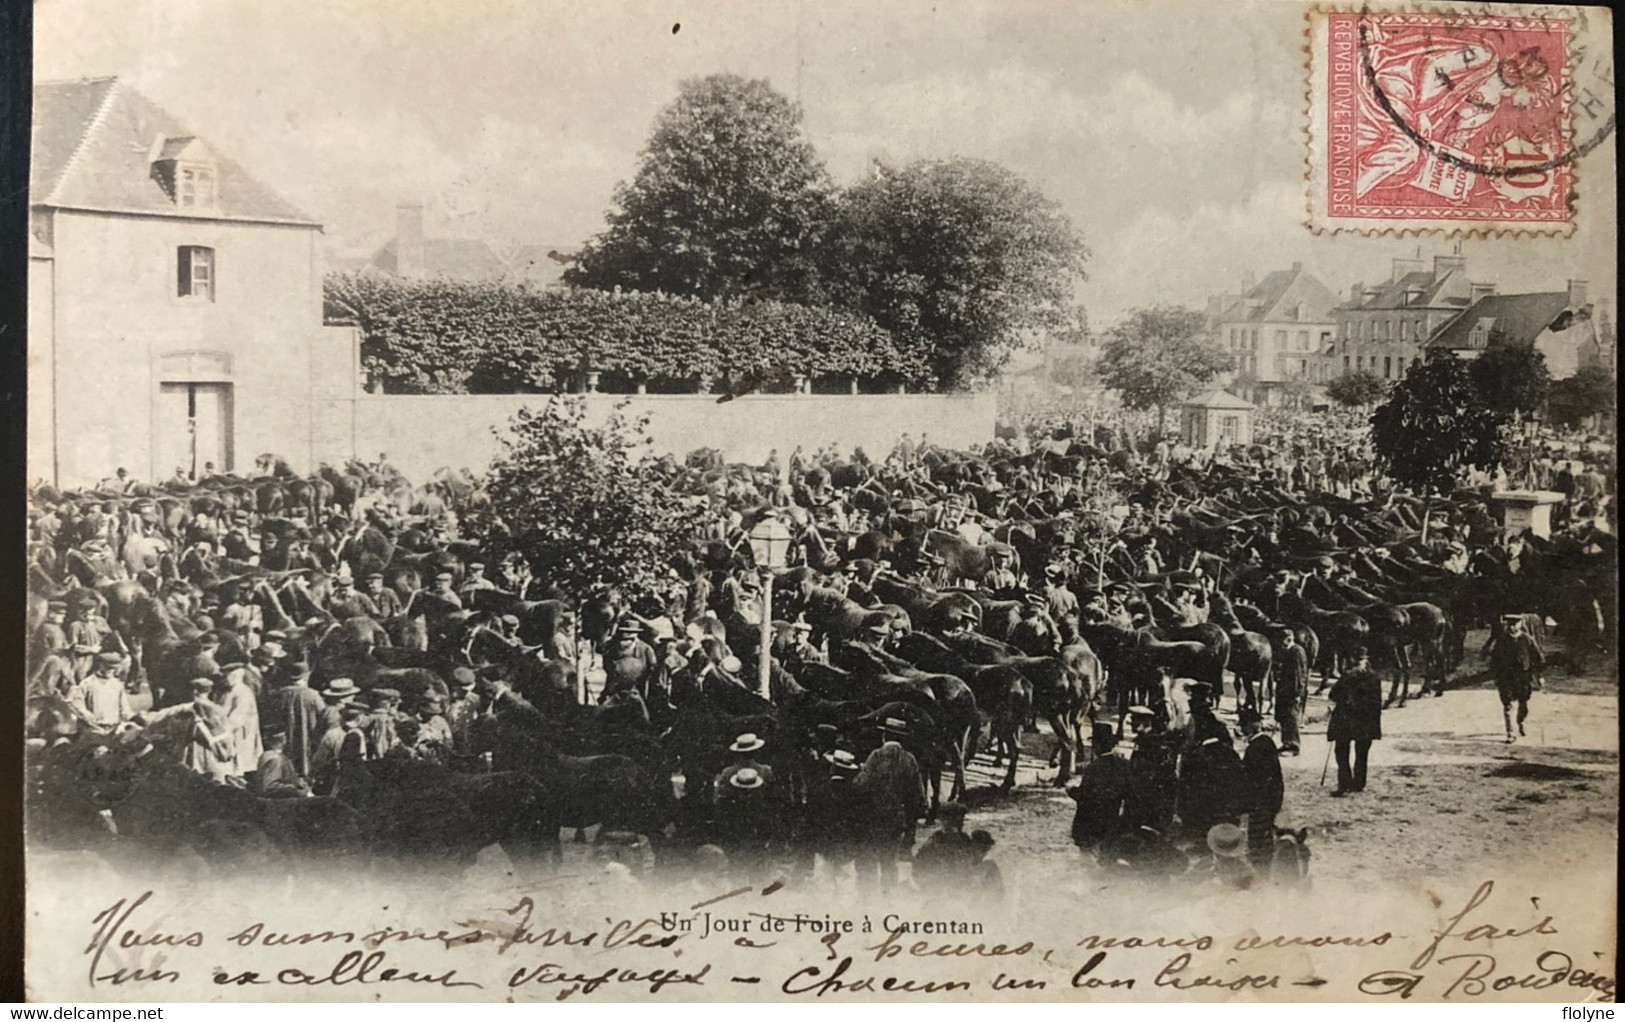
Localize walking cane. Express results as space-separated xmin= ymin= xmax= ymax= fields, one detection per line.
xmin=1319 ymin=741 xmax=1333 ymax=787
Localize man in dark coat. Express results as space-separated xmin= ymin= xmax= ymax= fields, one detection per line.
xmin=1238 ymin=706 xmax=1284 ymax=875
xmin=1272 ymin=628 xmax=1309 ymax=754
xmin=1123 ymin=707 xmax=1178 ymax=833
xmin=1486 ymin=614 xmax=1544 ymax=743
xmin=1178 ymin=731 xmax=1244 ymax=840
xmin=1327 ymin=646 xmax=1382 ymax=796
xmin=1068 ymin=722 xmax=1132 ymax=851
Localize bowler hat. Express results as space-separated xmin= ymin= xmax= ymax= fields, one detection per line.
xmin=452 ymin=667 xmax=478 ymax=689
xmin=93 ymin=651 xmax=123 ymax=667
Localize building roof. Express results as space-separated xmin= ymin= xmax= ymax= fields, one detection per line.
xmin=370 ymin=237 xmax=512 ymax=280
xmin=1427 ymin=292 xmax=1572 ymax=352
xmin=1217 ymin=264 xmax=1340 ymax=324
xmin=1345 ymin=268 xmax=1475 ymax=312
xmin=1184 ymin=388 xmax=1255 ymax=410
xmin=31 ymin=76 xmax=318 ymax=226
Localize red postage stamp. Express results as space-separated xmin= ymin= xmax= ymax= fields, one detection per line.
xmin=1307 ymin=5 xmax=1612 ymax=234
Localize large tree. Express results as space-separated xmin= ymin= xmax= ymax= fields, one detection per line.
xmin=1469 ymin=338 xmax=1552 ymax=421
xmin=476 ymin=396 xmax=707 ymax=607
xmin=564 ymin=74 xmax=833 ymax=303
xmin=824 ymin=158 xmax=1088 ymax=390
xmin=1371 ymin=349 xmax=1508 ymax=509
xmin=1096 ymin=306 xmax=1233 ymax=432
xmin=1325 ymin=369 xmax=1388 ymax=409
xmin=1547 ymin=364 xmax=1615 ymax=429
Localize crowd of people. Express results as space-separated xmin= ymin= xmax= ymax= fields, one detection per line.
xmin=23 ymin=404 xmax=1616 ymax=889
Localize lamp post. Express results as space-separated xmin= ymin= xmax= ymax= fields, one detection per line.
xmin=748 ymin=512 xmax=793 ymax=701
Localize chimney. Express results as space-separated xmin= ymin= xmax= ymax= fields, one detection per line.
xmin=1433 ymin=253 xmax=1467 ymax=277
xmin=1469 ymin=281 xmax=1496 ymax=302
xmin=1350 ymin=282 xmax=1365 ymax=304
xmin=1568 ymin=279 xmax=1588 ymax=308
xmin=396 ymin=203 xmax=425 ymax=279
xmin=1291 ymin=261 xmax=1303 ymax=272
xmin=1391 ymin=256 xmax=1425 ymax=280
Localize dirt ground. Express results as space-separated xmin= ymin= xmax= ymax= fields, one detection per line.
xmin=959 ymin=627 xmax=1619 ymax=890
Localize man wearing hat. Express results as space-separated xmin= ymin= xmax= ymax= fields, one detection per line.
xmin=364 ymin=572 xmax=404 ymax=622
xmin=76 ymin=652 xmax=133 ymax=729
xmin=1237 ymin=706 xmax=1283 ymax=875
xmin=67 ymin=601 xmax=121 ymax=684
xmin=329 ymin=572 xmax=380 ymax=622
xmin=311 ymin=703 xmax=369 ymax=795
xmin=793 ymin=747 xmax=862 ymax=879
xmin=1177 ymin=725 xmax=1244 ymax=842
xmin=854 ymin=722 xmax=926 ymax=888
xmin=981 ymin=544 xmax=1023 ymax=598
xmin=173 ymin=633 xmax=224 ymax=703
xmin=1042 ymin=564 xmax=1081 ymax=645
xmin=1181 ymin=680 xmax=1231 ymax=751
xmin=178 ymin=533 xmax=219 ymax=587
xmin=1068 ymin=723 xmax=1133 ymax=852
xmin=602 ymin=618 xmax=658 ymax=705
xmin=459 ymin=559 xmax=499 ymax=601
xmin=222 ymin=511 xmax=255 ymax=564
xmin=444 ymin=667 xmax=483 ymax=760
xmin=216 ymin=658 xmax=263 ymax=780
xmin=712 ymin=766 xmax=777 ymax=874
xmin=1205 ymin=823 xmax=1256 ymax=890
xmin=319 ymin=676 xmax=362 ymax=731
xmin=1327 ymin=647 xmax=1383 ymax=796
xmin=1009 ymin=594 xmax=1061 ymax=657
xmin=1486 ymin=615 xmax=1545 ymax=743
xmin=255 ymin=730 xmax=310 ymax=799
xmin=1272 ymin=628 xmax=1308 ymax=755
xmin=265 ymin=662 xmax=326 ymax=778
xmin=362 ymin=688 xmax=404 ymax=759
xmin=29 ymin=600 xmax=74 ymax=695
xmin=782 ymin=618 xmax=826 ymax=673
xmin=413 ymin=694 xmax=455 ymax=767
xmin=831 ymin=613 xmax=910 ymax=681
xmin=1123 ymin=707 xmax=1179 ymax=835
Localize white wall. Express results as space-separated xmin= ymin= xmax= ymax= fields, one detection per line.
xmin=315 ymin=392 xmax=997 ymax=480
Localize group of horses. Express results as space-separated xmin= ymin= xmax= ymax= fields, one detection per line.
xmin=25 ymin=436 xmax=1616 ymax=875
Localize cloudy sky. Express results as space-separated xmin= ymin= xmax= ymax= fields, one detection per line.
xmin=34 ymin=0 xmax=1616 ymax=325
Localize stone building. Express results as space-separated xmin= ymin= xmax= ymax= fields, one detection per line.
xmin=1206 ymin=263 xmax=1339 ymax=405
xmin=28 ymin=76 xmax=354 ymax=486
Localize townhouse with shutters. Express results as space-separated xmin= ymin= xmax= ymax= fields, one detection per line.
xmin=1332 ymin=248 xmax=1601 ymax=387
xmin=28 ymin=76 xmax=355 ymax=487
xmin=1205 ymin=263 xmax=1340 ymax=406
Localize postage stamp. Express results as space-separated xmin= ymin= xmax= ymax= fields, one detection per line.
xmin=1307 ymin=4 xmax=1614 ymax=234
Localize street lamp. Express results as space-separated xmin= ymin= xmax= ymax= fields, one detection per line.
xmin=748 ymin=512 xmax=794 ymax=700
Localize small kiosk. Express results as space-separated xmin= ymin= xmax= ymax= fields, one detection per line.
xmin=1180 ymin=389 xmax=1255 ymax=448
xmin=1490 ymin=490 xmax=1565 ymax=539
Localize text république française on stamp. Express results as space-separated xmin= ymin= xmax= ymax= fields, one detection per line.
xmin=1308 ymin=3 xmax=1615 ymax=234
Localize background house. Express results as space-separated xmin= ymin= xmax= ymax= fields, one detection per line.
xmin=29 ymin=76 xmax=355 ymax=486
xmin=334 ymin=202 xmax=576 ymax=288
xmin=1206 ymin=262 xmax=1339 ymax=405
xmin=1334 ymin=250 xmax=1490 ymax=381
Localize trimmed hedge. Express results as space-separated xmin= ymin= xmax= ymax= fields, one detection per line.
xmin=324 ymin=273 xmax=934 ymax=394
